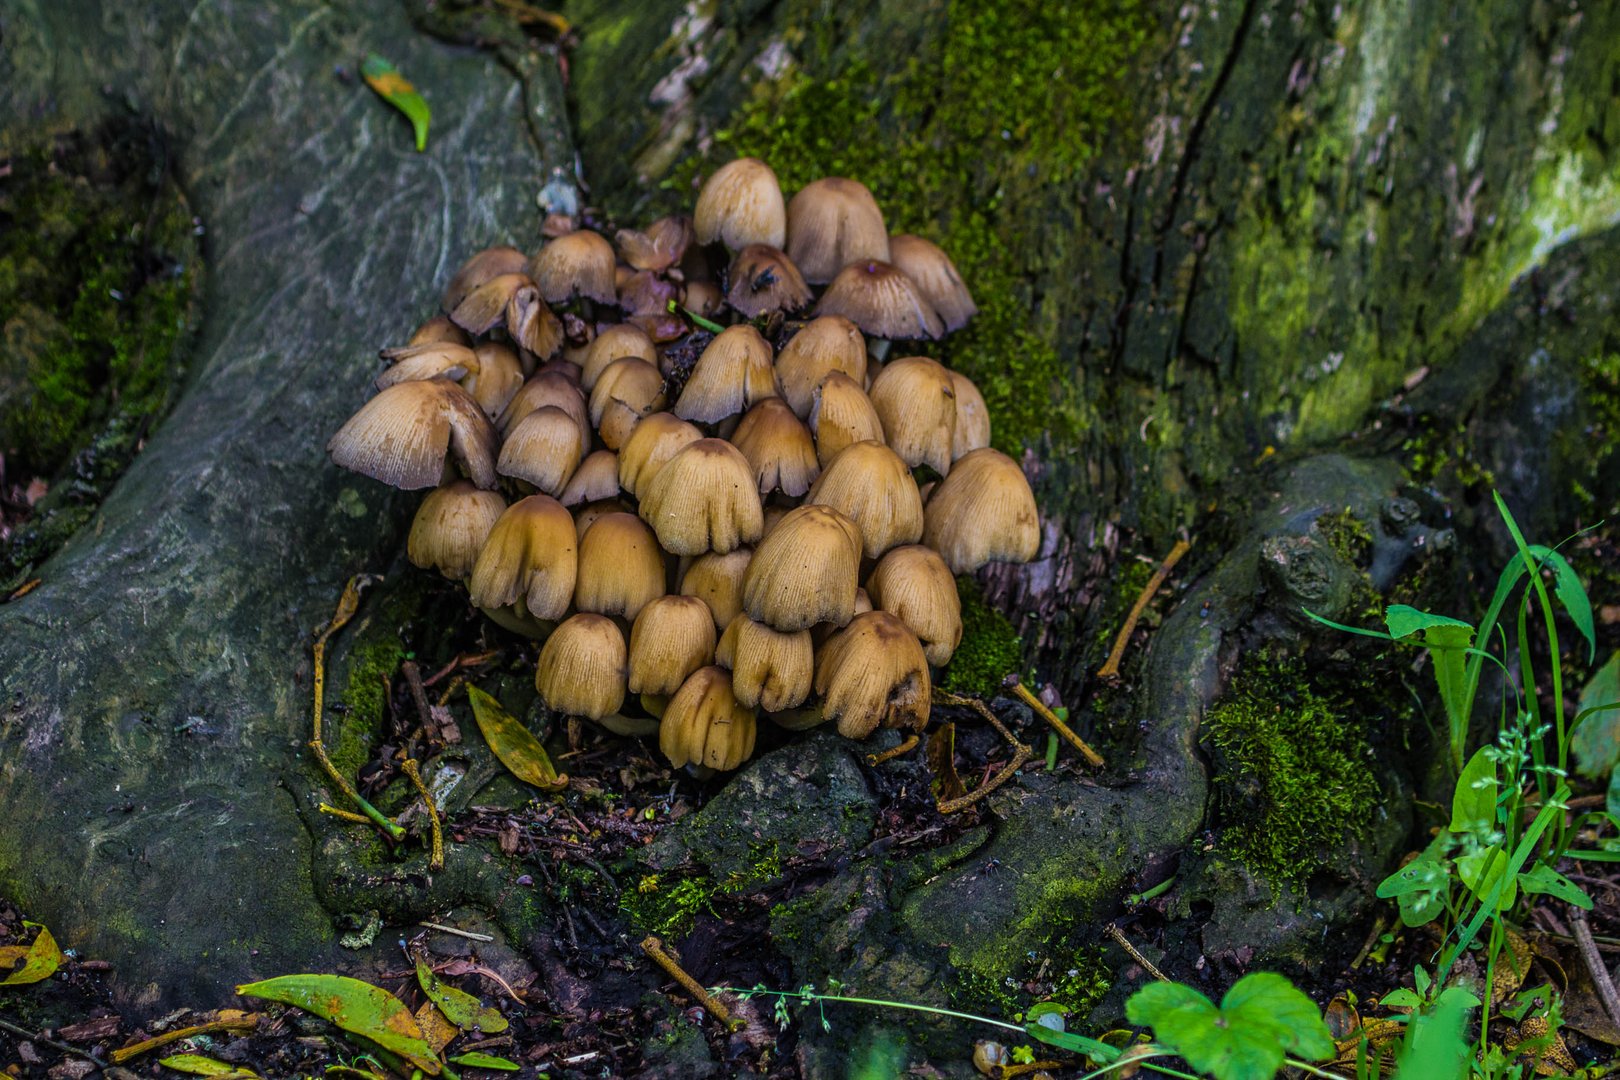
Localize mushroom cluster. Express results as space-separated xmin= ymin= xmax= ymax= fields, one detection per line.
xmin=328 ymin=159 xmax=1040 ymax=773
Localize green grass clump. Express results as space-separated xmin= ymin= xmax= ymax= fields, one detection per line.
xmin=940 ymin=577 xmax=1024 ymax=696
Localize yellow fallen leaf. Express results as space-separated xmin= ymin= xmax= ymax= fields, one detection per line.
xmin=0 ymin=922 xmax=63 ymax=986
xmin=468 ymin=685 xmax=568 ymax=791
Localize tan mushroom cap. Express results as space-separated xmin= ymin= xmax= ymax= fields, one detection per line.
xmin=777 ymin=315 xmax=868 ymax=419
xmin=813 ymin=260 xmax=944 ymax=340
xmin=672 ymin=324 xmax=779 ymax=424
xmin=573 ymin=497 xmax=634 ymax=539
xmin=328 ymin=378 xmax=500 ymax=490
xmin=616 ymin=214 xmax=693 ymax=273
xmin=785 ymin=177 xmax=891 ymax=284
xmin=866 ymin=544 xmax=963 ymax=667
xmin=581 ymin=324 xmax=658 ymax=391
xmin=804 ymin=441 xmax=924 ymax=559
xmin=922 ymin=447 xmax=1040 ymax=572
xmin=497 ymin=405 xmax=585 ymax=496
xmin=742 ymin=503 xmax=863 ymax=632
xmin=558 ymin=449 xmax=622 ymax=507
xmin=536 ymin=612 xmax=627 ymax=720
xmin=501 ymin=369 xmax=590 ymax=443
xmin=693 ymin=157 xmax=787 ymax=251
xmin=628 ymin=595 xmax=717 ymax=696
xmin=868 ymin=356 xmax=958 ymax=476
xmin=618 ymin=412 xmax=704 ymax=499
xmin=442 ymin=245 xmax=528 ymax=313
xmin=808 ymin=372 xmax=886 ymax=467
xmin=888 ymin=234 xmax=977 ymax=332
xmin=811 ymin=585 xmax=873 ymax=648
xmin=575 ymin=511 xmax=667 ymax=620
xmin=376 ymin=342 xmax=479 ymax=389
xmin=717 ymin=614 xmax=813 ymax=712
xmin=409 ymin=314 xmax=473 ymax=348
xmin=639 ymin=438 xmax=764 ymax=556
xmin=447 ymin=272 xmax=532 ymax=335
xmin=529 ymin=229 xmax=617 ymax=305
xmin=468 ymin=493 xmax=577 ymax=621
xmin=407 ymin=480 xmax=507 ymax=581
xmin=462 ymin=341 xmax=525 ymax=419
xmin=680 ymin=547 xmax=753 ymax=632
xmin=726 ymin=244 xmax=812 ymax=319
xmin=947 ymin=370 xmax=991 ymax=459
xmin=658 ymin=666 xmax=758 ymax=771
xmin=730 ymin=398 xmax=820 ymax=498
xmin=814 ymin=610 xmax=932 ymax=739
xmin=589 ymin=357 xmax=668 ymax=450
xmin=506 ymin=282 xmax=565 ymax=360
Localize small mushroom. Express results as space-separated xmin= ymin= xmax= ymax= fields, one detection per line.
xmin=575 ymin=511 xmax=667 ymax=620
xmin=628 ymin=595 xmax=717 ymax=696
xmin=865 ymin=544 xmax=962 ymax=666
xmin=716 ymin=614 xmax=814 ymax=712
xmin=536 ymin=612 xmax=627 ymax=720
xmin=618 ymin=411 xmax=704 ymax=499
xmin=442 ymin=245 xmax=528 ymax=313
xmin=558 ymin=449 xmax=623 ymax=507
xmin=922 ymin=447 xmax=1040 ymax=572
xmin=725 ymin=244 xmax=812 ymax=318
xmin=814 ymin=260 xmax=944 ymax=340
xmin=672 ymin=325 xmax=779 ymax=424
xmin=639 ymin=438 xmax=764 ymax=556
xmin=888 ymin=234 xmax=976 ymax=331
xmin=529 ymin=229 xmax=617 ymax=305
xmin=947 ymin=370 xmax=991 ymax=459
xmin=506 ymin=283 xmax=565 ymax=361
xmin=500 ymin=369 xmax=589 ymax=442
xmin=658 ymin=666 xmax=758 ymax=771
xmin=468 ymin=493 xmax=577 ymax=621
xmin=785 ymin=177 xmax=890 ymax=284
xmin=447 ymin=272 xmax=531 ymax=335
xmin=868 ymin=356 xmax=957 ymax=476
xmin=680 ymin=547 xmax=753 ymax=632
xmin=407 ymin=480 xmax=507 ymax=581
xmin=581 ymin=324 xmax=658 ymax=391
xmin=328 ymin=379 xmax=500 ymax=490
xmin=814 ymin=610 xmax=932 ymax=738
xmin=497 ymin=405 xmax=585 ymax=496
xmin=776 ymin=315 xmax=868 ymax=419
xmin=730 ymin=398 xmax=820 ymax=498
xmin=409 ymin=314 xmax=473 ymax=348
xmin=573 ymin=497 xmax=634 ymax=539
xmin=808 ymin=372 xmax=886 ymax=467
xmin=693 ymin=157 xmax=787 ymax=251
xmin=589 ymin=357 xmax=668 ymax=450
xmin=376 ymin=342 xmax=480 ymax=389
xmin=462 ymin=341 xmax=525 ymax=419
xmin=741 ymin=504 xmax=863 ymax=631
xmin=616 ymin=214 xmax=693 ymax=273
xmin=804 ymin=441 xmax=924 ymax=558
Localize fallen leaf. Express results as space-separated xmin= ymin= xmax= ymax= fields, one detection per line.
xmin=413 ymin=1001 xmax=459 ymax=1055
xmin=0 ymin=922 xmax=63 ymax=986
xmin=236 ymin=974 xmax=439 ymax=1075
xmin=157 ymin=1054 xmax=258 ymax=1078
xmin=415 ymin=955 xmax=508 ymax=1034
xmin=361 ymin=54 xmax=431 ymax=152
xmin=446 ymin=1052 xmax=520 ymax=1070
xmin=467 ymin=685 xmax=568 ymax=791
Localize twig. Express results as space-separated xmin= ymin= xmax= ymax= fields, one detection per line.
xmin=418 ymin=920 xmax=495 ymax=942
xmin=933 ymin=691 xmax=1036 ymax=813
xmin=110 ymin=1015 xmax=261 ymax=1064
xmin=401 ymin=758 xmax=444 ymax=870
xmin=867 ymin=734 xmax=920 ymax=765
xmin=0 ymin=1016 xmax=108 ymax=1072
xmin=1569 ymin=907 xmax=1620 ymax=1033
xmin=1098 ymin=538 xmax=1192 ymax=682
xmin=1005 ymin=682 xmax=1105 ymax=768
xmin=402 ymin=660 xmax=433 ymax=733
xmin=1351 ymin=912 xmax=1390 ymax=970
xmin=1106 ymin=923 xmax=1169 ymax=983
xmin=641 ymin=936 xmax=742 ymax=1030
xmin=318 ymin=804 xmax=373 ymax=825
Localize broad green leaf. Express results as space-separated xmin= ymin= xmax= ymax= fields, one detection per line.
xmin=1384 ymin=605 xmax=1474 ymax=640
xmin=1393 ymin=985 xmax=1474 ymax=1080
xmin=236 ymin=974 xmax=440 ymax=1075
xmin=1126 ymin=973 xmax=1332 ymax=1080
xmin=0 ymin=922 xmax=64 ymax=986
xmin=415 ymin=955 xmax=508 ymax=1033
xmin=1379 ymin=989 xmax=1421 ymax=1009
xmin=361 ymin=54 xmax=430 ymax=152
xmin=1530 ymin=545 xmax=1595 ymax=663
xmin=1517 ymin=864 xmax=1592 ymax=909
xmin=1571 ymin=653 xmax=1620 ymax=779
xmin=446 ymin=1052 xmax=521 ymax=1070
xmin=467 ymin=685 xmax=568 ymax=791
xmin=1449 ymin=747 xmax=1498 ymax=834
xmin=158 ymin=1054 xmax=258 ymax=1078
xmin=1385 ymin=606 xmax=1475 ymax=760
xmin=1456 ymin=848 xmax=1517 ymax=910
xmin=1378 ymin=835 xmax=1451 ymax=928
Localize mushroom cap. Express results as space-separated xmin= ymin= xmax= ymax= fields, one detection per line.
xmin=536 ymin=612 xmax=627 ymax=720
xmin=865 ymin=544 xmax=963 ymax=666
xmin=575 ymin=511 xmax=667 ymax=620
xmin=888 ymin=234 xmax=977 ymax=332
xmin=376 ymin=342 xmax=479 ymax=389
xmin=442 ymin=245 xmax=528 ymax=313
xmin=803 ymin=441 xmax=924 ymax=559
xmin=922 ymin=447 xmax=1040 ymax=572
xmin=730 ymin=398 xmax=820 ymax=498
xmin=616 ymin=214 xmax=693 ymax=273
xmin=468 ymin=493 xmax=577 ymax=620
xmin=813 ymin=610 xmax=932 ymax=739
xmin=447 ymin=272 xmax=532 ymax=335
xmin=680 ymin=547 xmax=753 ymax=632
xmin=813 ymin=260 xmax=944 ymax=340
xmin=558 ymin=449 xmax=622 ymax=507
xmin=462 ymin=341 xmax=526 ymax=419
xmin=506 ymin=282 xmax=565 ymax=360
xmin=496 ymin=405 xmax=585 ymax=495
xmin=811 ymin=585 xmax=873 ymax=648
xmin=581 ymin=324 xmax=659 ymax=392
xmin=716 ymin=614 xmax=813 ymax=712
xmin=407 ymin=480 xmax=507 ymax=581
xmin=617 ymin=269 xmax=679 ymax=318
xmin=328 ymin=378 xmax=499 ymax=490
xmin=682 ymin=280 xmax=724 ymax=319
xmin=693 ymin=157 xmax=787 ymax=251
xmin=410 ymin=314 xmax=473 ymax=348
xmin=500 ymin=369 xmax=589 ymax=442
xmin=573 ymin=497 xmax=634 ymax=539
xmin=785 ymin=177 xmax=890 ymax=284
xmin=628 ymin=595 xmax=717 ymax=696
xmin=741 ymin=503 xmax=863 ymax=631
xmin=947 ymin=370 xmax=991 ymax=459
xmin=867 ymin=356 xmax=958 ymax=476
xmin=776 ymin=316 xmax=868 ymax=419
xmin=672 ymin=325 xmax=779 ymax=424
xmin=726 ymin=244 xmax=812 ymax=318
xmin=658 ymin=666 xmax=758 ymax=771
xmin=639 ymin=438 xmax=764 ymax=556
xmin=589 ymin=357 xmax=668 ymax=450
xmin=808 ymin=372 xmax=886 ymax=467
xmin=529 ymin=229 xmax=617 ymax=305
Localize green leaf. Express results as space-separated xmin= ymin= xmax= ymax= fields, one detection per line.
xmin=236 ymin=974 xmax=440 ymax=1075
xmin=1517 ymin=864 xmax=1592 ymax=909
xmin=1023 ymin=1020 xmax=1117 ymax=1059
xmin=468 ymin=685 xmax=568 ymax=791
xmin=1384 ymin=605 xmax=1474 ymax=640
xmin=1610 ymin=765 xmax=1620 ymax=820
xmin=158 ymin=1054 xmax=258 ymax=1078
xmin=1393 ymin=985 xmax=1475 ymax=1080
xmin=0 ymin=922 xmax=64 ymax=986
xmin=414 ymin=955 xmax=508 ymax=1033
xmin=1571 ymin=652 xmax=1620 ymax=780
xmin=361 ymin=54 xmax=430 ymax=152
xmin=1377 ymin=835 xmax=1451 ymax=928
xmin=1449 ymin=747 xmax=1498 ymax=834
xmin=1455 ymin=848 xmax=1517 ymax=910
xmin=1379 ymin=989 xmax=1421 ymax=1009
xmin=1126 ymin=973 xmax=1332 ymax=1080
xmin=1530 ymin=545 xmax=1595 ymax=664
xmin=446 ymin=1052 xmax=521 ymax=1070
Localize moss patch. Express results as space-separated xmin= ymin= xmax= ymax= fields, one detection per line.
xmin=940 ymin=576 xmax=1024 ymax=696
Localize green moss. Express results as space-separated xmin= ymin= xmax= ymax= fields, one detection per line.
xmin=331 ymin=635 xmax=405 ymax=779
xmin=623 ymin=874 xmax=719 ymax=938
xmin=940 ymin=576 xmax=1023 ymax=696
xmin=1400 ymin=419 xmax=1496 ymax=492
xmin=1202 ymin=654 xmax=1379 ymax=887
xmin=1315 ymin=508 xmax=1374 ymax=567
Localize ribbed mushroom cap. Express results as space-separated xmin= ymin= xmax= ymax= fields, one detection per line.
xmin=618 ymin=411 xmax=703 ymax=499
xmin=468 ymin=493 xmax=577 ymax=620
xmin=461 ymin=341 xmax=525 ymax=419
xmin=407 ymin=480 xmax=507 ymax=581
xmin=506 ymin=282 xmax=565 ymax=360
xmin=947 ymin=370 xmax=991 ymax=459
xmin=573 ymin=497 xmax=634 ymax=539
xmin=726 ymin=245 xmax=812 ymax=319
xmin=658 ymin=666 xmax=758 ymax=771
xmin=784 ymin=177 xmax=890 ymax=284
xmin=558 ymin=449 xmax=622 ymax=507
xmin=639 ymin=439 xmax=764 ymax=556
xmin=447 ymin=272 xmax=532 ymax=335
xmin=866 ymin=544 xmax=962 ymax=666
xmin=730 ymin=399 xmax=820 ymax=498
xmin=442 ymin=245 xmax=528 ymax=312
xmin=328 ymin=379 xmax=499 ymax=490
xmin=868 ymin=356 xmax=958 ymax=476
xmin=888 ymin=234 xmax=977 ymax=332
xmin=580 ymin=325 xmax=659 ymax=391
xmin=693 ymin=157 xmax=786 ymax=251
xmin=497 ymin=405 xmax=585 ymax=495
xmin=810 ymin=585 xmax=873 ymax=648
xmin=776 ymin=316 xmax=868 ymax=418
xmin=672 ymin=325 xmax=778 ymax=424
xmin=376 ymin=342 xmax=480 ymax=389
xmin=814 ymin=260 xmax=944 ymax=340
xmin=804 ymin=441 xmax=924 ymax=559
xmin=923 ymin=447 xmax=1040 ymax=572
xmin=680 ymin=547 xmax=752 ymax=632
xmin=536 ymin=612 xmax=627 ymax=720
xmin=529 ymin=229 xmax=617 ymax=305
xmin=808 ymin=372 xmax=886 ymax=467
xmin=716 ymin=614 xmax=813 ymax=711
xmin=575 ymin=512 xmax=667 ymax=620
xmin=616 ymin=214 xmax=693 ymax=273
xmin=741 ymin=504 xmax=862 ymax=632
xmin=628 ymin=595 xmax=717 ymax=696
xmin=409 ymin=314 xmax=473 ymax=347
xmin=500 ymin=369 xmax=590 ymax=445
xmin=813 ymin=610 xmax=932 ymax=739
xmin=589 ymin=357 xmax=668 ymax=450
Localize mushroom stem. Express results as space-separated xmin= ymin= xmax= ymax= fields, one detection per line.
xmin=665 ymin=297 xmax=726 ymax=335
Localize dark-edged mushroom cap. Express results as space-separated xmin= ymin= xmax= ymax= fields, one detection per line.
xmin=679 ymin=547 xmax=753 ymax=632
xmin=865 ymin=544 xmax=962 ymax=666
xmin=616 ymin=214 xmax=693 ymax=273
xmin=468 ymin=493 xmax=577 ymax=621
xmin=376 ymin=342 xmax=479 ymax=389
xmin=730 ymin=399 xmax=820 ymax=498
xmin=808 ymin=372 xmax=885 ymax=467
xmin=558 ymin=449 xmax=622 ymax=507
xmin=589 ymin=357 xmax=668 ymax=450
xmin=922 ymin=447 xmax=1040 ymax=572
xmin=803 ymin=440 xmax=924 ymax=558
xmin=496 ymin=405 xmax=585 ymax=496
xmin=693 ymin=157 xmax=787 ymax=251
xmin=407 ymin=480 xmax=507 ymax=581
xmin=868 ymin=356 xmax=957 ymax=476
xmin=575 ymin=511 xmax=667 ymax=620
xmin=888 ymin=234 xmax=977 ymax=332
xmin=536 ymin=612 xmax=627 ymax=720
xmin=639 ymin=439 xmax=764 ymax=556
xmin=741 ymin=504 xmax=862 ymax=631
xmin=814 ymin=260 xmax=943 ymax=340
xmin=618 ymin=411 xmax=704 ymax=499
xmin=716 ymin=614 xmax=814 ymax=712
xmin=784 ymin=177 xmax=890 ymax=284
xmin=726 ymin=244 xmax=811 ymax=319
xmin=813 ymin=610 xmax=932 ymax=739
xmin=628 ymin=595 xmax=717 ymax=696
xmin=776 ymin=315 xmax=868 ymax=418
xmin=442 ymin=245 xmax=528 ymax=313
xmin=672 ymin=325 xmax=778 ymax=424
xmin=328 ymin=379 xmax=499 ymax=490
xmin=658 ymin=666 xmax=757 ymax=771
xmin=529 ymin=230 xmax=617 ymax=305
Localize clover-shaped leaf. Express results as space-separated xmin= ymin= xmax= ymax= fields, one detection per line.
xmin=1127 ymin=973 xmax=1333 ymax=1080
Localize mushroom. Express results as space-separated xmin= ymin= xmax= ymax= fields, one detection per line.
xmin=580 ymin=324 xmax=659 ymax=391
xmin=375 ymin=342 xmax=479 ymax=389
xmin=681 ymin=280 xmax=724 ymax=319
xmin=442 ymin=245 xmax=528 ymax=313
xmin=814 ymin=610 xmax=932 ymax=738
xmin=409 ymin=314 xmax=473 ymax=348
xmin=407 ymin=480 xmax=506 ymax=581
xmin=536 ymin=612 xmax=627 ymax=720
xmin=638 ymin=438 xmax=764 ymax=556
xmin=588 ymin=357 xmax=667 ymax=450
xmin=658 ymin=666 xmax=758 ymax=771
xmin=447 ymin=272 xmax=532 ymax=335
xmin=922 ymin=448 xmax=1040 ymax=572
xmin=888 ymin=234 xmax=977 ymax=332
xmin=506 ymin=282 xmax=565 ymax=361
xmin=575 ymin=511 xmax=667 ymax=620
xmin=865 ymin=544 xmax=962 ymax=666
xmin=529 ymin=229 xmax=617 ymax=305
xmin=328 ymin=378 xmax=500 ymax=490
xmin=814 ymin=260 xmax=944 ymax=340
xmin=730 ymin=398 xmax=820 ymax=498
xmin=717 ymin=614 xmax=814 ymax=712
xmin=628 ymin=595 xmax=717 ymax=696
xmin=947 ymin=370 xmax=991 ymax=459
xmin=776 ymin=315 xmax=868 ymax=419
xmin=868 ymin=356 xmax=958 ymax=476
xmin=672 ymin=325 xmax=778 ymax=424
xmin=617 ymin=270 xmax=679 ymax=318
xmin=803 ymin=441 xmax=924 ymax=558
xmin=680 ymin=547 xmax=753 ymax=632
xmin=616 ymin=214 xmax=693 ymax=273
xmin=741 ymin=504 xmax=863 ymax=631
xmin=784 ymin=177 xmax=890 ymax=283
xmin=496 ymin=405 xmax=585 ymax=496
xmin=725 ymin=244 xmax=812 ymax=318
xmin=618 ymin=412 xmax=704 ymax=499
xmin=462 ymin=341 xmax=525 ymax=419
xmin=500 ymin=369 xmax=589 ymax=443
xmin=468 ymin=493 xmax=577 ymax=621
xmin=558 ymin=449 xmax=623 ymax=507
xmin=808 ymin=372 xmax=886 ymax=467
xmin=573 ymin=497 xmax=634 ymax=539
xmin=693 ymin=157 xmax=787 ymax=251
